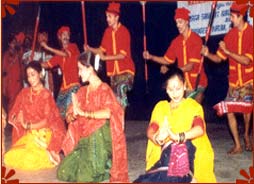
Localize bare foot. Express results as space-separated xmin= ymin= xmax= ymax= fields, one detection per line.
xmin=244 ymin=136 xmax=252 ymax=151
xmin=227 ymin=147 xmax=243 ymax=155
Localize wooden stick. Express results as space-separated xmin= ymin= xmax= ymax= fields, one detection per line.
xmin=81 ymin=1 xmax=88 ymax=46
xmin=141 ymin=1 xmax=148 ymax=82
xmin=195 ymin=1 xmax=217 ymax=91
xmin=30 ymin=6 xmax=41 ymax=62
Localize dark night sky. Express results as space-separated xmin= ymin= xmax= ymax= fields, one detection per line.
xmin=2 ymin=1 xmax=229 ymax=120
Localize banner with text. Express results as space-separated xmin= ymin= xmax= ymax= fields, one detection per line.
xmin=177 ymin=1 xmax=253 ymax=37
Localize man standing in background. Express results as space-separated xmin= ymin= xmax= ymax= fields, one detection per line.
xmin=201 ymin=2 xmax=253 ymax=154
xmin=40 ymin=26 xmax=80 ymax=120
xmin=86 ymin=2 xmax=136 ymax=110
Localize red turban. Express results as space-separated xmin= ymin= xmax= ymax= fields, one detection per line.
xmin=174 ymin=7 xmax=190 ymax=21
xmin=106 ymin=2 xmax=120 ymax=15
xmin=57 ymin=26 xmax=70 ymax=37
xmin=230 ymin=2 xmax=248 ymax=16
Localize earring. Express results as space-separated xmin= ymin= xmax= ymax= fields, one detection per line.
xmin=40 ymin=69 xmax=46 ymax=78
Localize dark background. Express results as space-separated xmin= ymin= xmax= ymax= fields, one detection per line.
xmin=2 ymin=1 xmax=229 ymax=121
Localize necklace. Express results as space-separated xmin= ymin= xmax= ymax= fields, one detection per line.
xmin=30 ymin=85 xmax=43 ymax=102
xmin=30 ymin=87 xmax=43 ymax=95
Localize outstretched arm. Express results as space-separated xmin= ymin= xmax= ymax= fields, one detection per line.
xmin=85 ymin=44 xmax=125 ymax=61
xmin=143 ymin=50 xmax=169 ymax=65
xmin=41 ymin=42 xmax=67 ymax=57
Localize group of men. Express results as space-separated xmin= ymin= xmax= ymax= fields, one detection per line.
xmin=2 ymin=1 xmax=253 ymax=155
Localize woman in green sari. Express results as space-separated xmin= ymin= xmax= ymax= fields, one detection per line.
xmin=57 ymin=51 xmax=129 ymax=182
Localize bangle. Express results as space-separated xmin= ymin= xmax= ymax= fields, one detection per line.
xmin=84 ymin=111 xmax=90 ymax=118
xmin=152 ymin=133 xmax=158 ymax=144
xmin=87 ymin=111 xmax=93 ymax=119
xmin=89 ymin=111 xmax=93 ymax=119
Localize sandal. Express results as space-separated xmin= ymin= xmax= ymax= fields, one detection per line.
xmin=227 ymin=147 xmax=243 ymax=155
xmin=244 ymin=137 xmax=253 ymax=152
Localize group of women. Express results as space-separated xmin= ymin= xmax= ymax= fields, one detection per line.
xmin=3 ymin=50 xmax=216 ymax=183
xmin=3 ymin=51 xmax=129 ymax=182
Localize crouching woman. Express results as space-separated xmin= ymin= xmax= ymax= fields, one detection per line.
xmin=134 ymin=67 xmax=216 ymax=183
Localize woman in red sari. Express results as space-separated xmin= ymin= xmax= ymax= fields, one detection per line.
xmin=57 ymin=51 xmax=129 ymax=182
xmin=4 ymin=61 xmax=66 ymax=170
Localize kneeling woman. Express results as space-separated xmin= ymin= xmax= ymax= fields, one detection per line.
xmin=134 ymin=67 xmax=216 ymax=182
xmin=4 ymin=61 xmax=66 ymax=170
xmin=57 ymin=51 xmax=129 ymax=182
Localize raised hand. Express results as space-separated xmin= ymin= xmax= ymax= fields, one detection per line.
xmin=201 ymin=45 xmax=209 ymax=56
xmin=40 ymin=41 xmax=48 ymax=49
xmin=219 ymin=41 xmax=230 ymax=55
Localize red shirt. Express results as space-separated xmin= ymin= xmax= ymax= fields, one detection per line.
xmin=100 ymin=23 xmax=135 ymax=77
xmin=164 ymin=30 xmax=207 ymax=90
xmin=217 ymin=23 xmax=253 ymax=87
xmin=2 ymin=50 xmax=24 ymax=111
xmin=47 ymin=43 xmax=80 ymax=91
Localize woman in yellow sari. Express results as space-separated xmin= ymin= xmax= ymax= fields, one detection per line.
xmin=4 ymin=61 xmax=66 ymax=170
xmin=135 ymin=67 xmax=216 ymax=182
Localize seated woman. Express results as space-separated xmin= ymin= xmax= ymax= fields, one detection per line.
xmin=57 ymin=51 xmax=129 ymax=183
xmin=134 ymin=67 xmax=216 ymax=183
xmin=4 ymin=61 xmax=66 ymax=170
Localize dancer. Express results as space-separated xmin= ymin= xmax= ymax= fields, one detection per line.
xmin=41 ymin=26 xmax=80 ymax=119
xmin=135 ymin=67 xmax=216 ymax=182
xmin=4 ymin=61 xmax=66 ymax=170
xmin=57 ymin=51 xmax=129 ymax=182
xmin=86 ymin=2 xmax=135 ymax=109
xmin=201 ymin=2 xmax=253 ymax=154
xmin=143 ymin=7 xmax=207 ymax=103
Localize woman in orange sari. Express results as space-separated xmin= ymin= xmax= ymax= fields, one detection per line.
xmin=4 ymin=61 xmax=66 ymax=170
xmin=57 ymin=51 xmax=129 ymax=183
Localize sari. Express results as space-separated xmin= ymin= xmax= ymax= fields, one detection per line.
xmin=146 ymin=98 xmax=216 ymax=182
xmin=58 ymin=82 xmax=129 ymax=182
xmin=135 ymin=141 xmax=195 ymax=182
xmin=4 ymin=87 xmax=66 ymax=170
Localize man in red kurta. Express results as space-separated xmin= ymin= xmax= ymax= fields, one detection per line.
xmin=143 ymin=7 xmax=207 ymax=103
xmin=87 ymin=2 xmax=135 ymax=109
xmin=3 ymin=33 xmax=25 ymax=112
xmin=202 ymin=2 xmax=253 ymax=154
xmin=41 ymin=26 xmax=80 ymax=120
